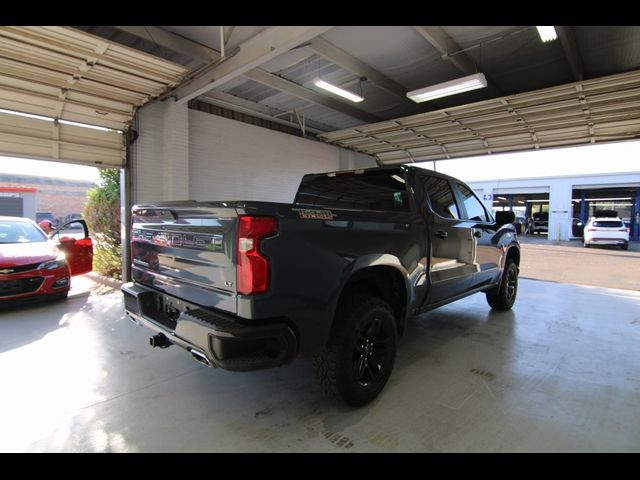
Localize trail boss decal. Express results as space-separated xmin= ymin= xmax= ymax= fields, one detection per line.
xmin=292 ymin=208 xmax=338 ymax=220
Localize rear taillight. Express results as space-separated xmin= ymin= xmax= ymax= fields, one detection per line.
xmin=619 ymin=228 xmax=629 ymax=233
xmin=237 ymin=216 xmax=277 ymax=295
xmin=587 ymin=228 xmax=597 ymax=232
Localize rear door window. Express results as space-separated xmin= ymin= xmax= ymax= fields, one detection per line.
xmin=592 ymin=220 xmax=624 ymax=228
xmin=419 ymin=175 xmax=460 ymax=219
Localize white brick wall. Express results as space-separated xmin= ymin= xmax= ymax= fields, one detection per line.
xmin=188 ymin=110 xmax=375 ymax=203
xmin=134 ymin=100 xmax=190 ymax=203
xmin=134 ymin=104 xmax=376 ymax=205
xmin=162 ymin=100 xmax=189 ymax=201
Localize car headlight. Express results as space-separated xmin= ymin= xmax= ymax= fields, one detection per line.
xmin=39 ymin=254 xmax=67 ymax=270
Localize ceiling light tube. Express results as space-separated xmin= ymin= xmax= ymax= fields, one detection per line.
xmin=407 ymin=73 xmax=487 ymax=103
xmin=536 ymin=26 xmax=557 ymax=43
xmin=313 ymin=78 xmax=364 ymax=103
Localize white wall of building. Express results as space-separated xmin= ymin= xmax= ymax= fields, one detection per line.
xmin=188 ymin=109 xmax=373 ymax=203
xmin=133 ymin=100 xmax=376 ymax=204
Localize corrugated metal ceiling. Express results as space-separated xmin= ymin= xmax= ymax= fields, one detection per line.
xmin=319 ymin=70 xmax=640 ymax=164
xmin=72 ymin=25 xmax=640 ymax=159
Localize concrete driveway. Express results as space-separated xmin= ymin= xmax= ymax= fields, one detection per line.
xmin=518 ymin=239 xmax=640 ymax=291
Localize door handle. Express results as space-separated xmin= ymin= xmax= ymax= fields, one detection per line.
xmin=435 ymin=230 xmax=448 ymax=239
xmin=473 ymin=230 xmax=482 ymax=238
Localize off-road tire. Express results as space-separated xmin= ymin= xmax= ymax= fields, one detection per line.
xmin=313 ymin=295 xmax=397 ymax=407
xmin=486 ymin=260 xmax=518 ymax=311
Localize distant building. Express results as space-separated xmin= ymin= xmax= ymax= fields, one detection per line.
xmin=0 ymin=173 xmax=97 ymax=223
xmin=467 ymin=171 xmax=640 ymax=241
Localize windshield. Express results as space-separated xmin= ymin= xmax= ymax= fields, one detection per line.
xmin=0 ymin=220 xmax=48 ymax=244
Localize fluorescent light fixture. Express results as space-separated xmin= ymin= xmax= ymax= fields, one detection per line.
xmin=407 ymin=73 xmax=487 ymax=103
xmin=313 ymin=78 xmax=364 ymax=103
xmin=0 ymin=107 xmax=122 ymax=133
xmin=536 ymin=26 xmax=557 ymax=43
xmin=0 ymin=108 xmax=53 ymax=122
xmin=59 ymin=119 xmax=114 ymax=132
xmin=497 ymin=196 xmax=507 ymax=201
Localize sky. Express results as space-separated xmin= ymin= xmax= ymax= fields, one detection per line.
xmin=0 ymin=156 xmax=101 ymax=183
xmin=417 ymin=139 xmax=640 ymax=181
xmin=0 ymin=138 xmax=639 ymax=184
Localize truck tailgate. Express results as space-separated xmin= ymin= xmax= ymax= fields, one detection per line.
xmin=131 ymin=204 xmax=238 ymax=314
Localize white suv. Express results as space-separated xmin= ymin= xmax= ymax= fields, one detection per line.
xmin=583 ymin=217 xmax=630 ymax=250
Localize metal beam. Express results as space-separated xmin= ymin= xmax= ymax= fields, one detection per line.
xmin=413 ymin=26 xmax=503 ymax=98
xmin=556 ymin=26 xmax=584 ymax=81
xmin=116 ymin=27 xmax=382 ymax=126
xmin=174 ymin=26 xmax=333 ymax=104
xmin=201 ymin=90 xmax=334 ymax=134
xmin=308 ymin=37 xmax=419 ymax=109
xmin=114 ymin=26 xmax=218 ymax=63
xmin=244 ymin=68 xmax=383 ymax=124
xmin=223 ymin=26 xmax=236 ymax=47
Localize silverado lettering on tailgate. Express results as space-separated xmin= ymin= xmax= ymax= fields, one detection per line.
xmin=132 ymin=228 xmax=223 ymax=252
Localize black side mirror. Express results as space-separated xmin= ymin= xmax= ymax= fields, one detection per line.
xmin=495 ymin=211 xmax=516 ymax=226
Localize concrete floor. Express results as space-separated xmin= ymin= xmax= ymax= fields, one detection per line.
xmin=1 ymin=279 xmax=639 ymax=452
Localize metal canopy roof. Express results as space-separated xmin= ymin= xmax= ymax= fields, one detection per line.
xmin=66 ymin=26 xmax=640 ymax=164
xmin=0 ymin=26 xmax=188 ymax=167
xmin=319 ymin=69 xmax=640 ymax=164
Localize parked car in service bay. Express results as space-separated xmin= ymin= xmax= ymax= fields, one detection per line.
xmin=583 ymin=216 xmax=630 ymax=250
xmin=530 ymin=212 xmax=549 ymax=235
xmin=0 ymin=216 xmax=93 ymax=307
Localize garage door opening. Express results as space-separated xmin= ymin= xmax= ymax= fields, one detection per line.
xmin=0 ymin=155 xmax=123 ymax=280
xmin=492 ymin=193 xmax=550 ymax=237
xmin=572 ymin=187 xmax=639 ymax=241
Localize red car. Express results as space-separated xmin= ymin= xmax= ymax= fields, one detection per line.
xmin=0 ymin=216 xmax=93 ymax=306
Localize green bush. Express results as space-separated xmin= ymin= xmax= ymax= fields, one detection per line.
xmin=92 ymin=244 xmax=122 ymax=279
xmin=83 ymin=169 xmax=121 ymax=279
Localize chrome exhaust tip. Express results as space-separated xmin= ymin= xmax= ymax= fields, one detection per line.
xmin=190 ymin=349 xmax=212 ymax=367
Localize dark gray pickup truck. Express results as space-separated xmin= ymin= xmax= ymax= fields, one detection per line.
xmin=122 ymin=165 xmax=520 ymax=406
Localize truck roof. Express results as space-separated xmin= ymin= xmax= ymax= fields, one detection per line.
xmin=301 ymin=164 xmax=463 ymax=184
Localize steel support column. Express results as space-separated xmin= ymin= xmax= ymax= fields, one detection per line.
xmin=633 ymin=188 xmax=640 ymax=241
xmin=579 ymin=191 xmax=586 ymax=223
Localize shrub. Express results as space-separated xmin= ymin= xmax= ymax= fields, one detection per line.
xmin=83 ymin=169 xmax=121 ymax=279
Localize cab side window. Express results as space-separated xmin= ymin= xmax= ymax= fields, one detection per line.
xmin=421 ymin=175 xmax=460 ymax=219
xmin=456 ymin=183 xmax=490 ymax=222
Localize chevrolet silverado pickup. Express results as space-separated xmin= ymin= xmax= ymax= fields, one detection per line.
xmin=122 ymin=165 xmax=520 ymax=406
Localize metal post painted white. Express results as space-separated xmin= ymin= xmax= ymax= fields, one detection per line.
xmin=549 ymin=180 xmax=573 ymax=241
